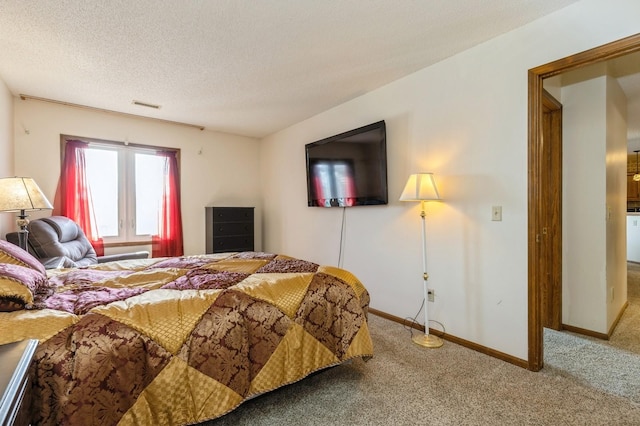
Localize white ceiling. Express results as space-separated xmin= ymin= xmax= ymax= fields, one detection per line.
xmin=0 ymin=0 xmax=583 ymax=138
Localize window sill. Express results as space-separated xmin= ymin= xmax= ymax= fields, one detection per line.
xmin=103 ymin=240 xmax=153 ymax=249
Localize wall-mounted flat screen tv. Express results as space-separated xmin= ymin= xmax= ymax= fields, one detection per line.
xmin=305 ymin=120 xmax=388 ymax=207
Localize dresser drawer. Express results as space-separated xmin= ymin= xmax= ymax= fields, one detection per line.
xmin=212 ymin=236 xmax=254 ymax=253
xmin=211 ymin=207 xmax=254 ymax=222
xmin=213 ymin=222 xmax=253 ymax=237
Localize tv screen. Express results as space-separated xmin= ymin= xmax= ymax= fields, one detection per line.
xmin=305 ymin=121 xmax=388 ymax=207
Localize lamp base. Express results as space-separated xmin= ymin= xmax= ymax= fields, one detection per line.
xmin=412 ymin=333 xmax=444 ymax=348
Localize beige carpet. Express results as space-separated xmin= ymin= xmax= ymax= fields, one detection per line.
xmin=612 ymin=262 xmax=640 ymax=353
xmin=203 ymin=302 xmax=640 ymax=425
xmin=543 ymin=262 xmax=640 ymax=405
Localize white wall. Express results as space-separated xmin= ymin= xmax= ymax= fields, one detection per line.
xmin=627 ymin=215 xmax=640 ymax=261
xmin=0 ymin=78 xmax=14 ymax=237
xmin=259 ymin=0 xmax=640 ymax=360
xmin=606 ymin=74 xmax=628 ymax=329
xmin=560 ymin=70 xmax=628 ymax=334
xmin=13 ymin=99 xmax=262 ymax=256
xmin=562 ymin=73 xmax=608 ymax=332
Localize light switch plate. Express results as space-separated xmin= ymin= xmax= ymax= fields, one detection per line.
xmin=492 ymin=206 xmax=502 ymax=221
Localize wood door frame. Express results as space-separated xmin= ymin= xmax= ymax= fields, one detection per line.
xmin=528 ymin=32 xmax=640 ymax=371
xmin=541 ymin=90 xmax=562 ymax=331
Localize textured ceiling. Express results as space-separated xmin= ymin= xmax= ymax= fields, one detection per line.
xmin=0 ymin=0 xmax=581 ymax=138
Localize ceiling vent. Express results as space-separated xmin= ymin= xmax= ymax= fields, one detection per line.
xmin=132 ymin=100 xmax=161 ymax=109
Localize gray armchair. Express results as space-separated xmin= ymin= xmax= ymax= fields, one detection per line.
xmin=6 ymin=216 xmax=149 ymax=269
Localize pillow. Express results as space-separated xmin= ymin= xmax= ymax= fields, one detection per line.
xmin=0 ymin=239 xmax=46 ymax=276
xmin=0 ymin=263 xmax=50 ymax=312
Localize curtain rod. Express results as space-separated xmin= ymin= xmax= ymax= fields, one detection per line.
xmin=19 ymin=94 xmax=205 ymax=131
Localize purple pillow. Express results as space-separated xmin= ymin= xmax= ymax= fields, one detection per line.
xmin=0 ymin=239 xmax=46 ymax=276
xmin=0 ymin=263 xmax=51 ymax=311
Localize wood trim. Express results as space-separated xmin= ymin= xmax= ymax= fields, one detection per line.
xmin=528 ymin=32 xmax=640 ymax=372
xmin=368 ymin=308 xmax=423 ymax=331
xmin=560 ymin=324 xmax=609 ymax=341
xmin=542 ymin=89 xmax=562 ymax=110
xmin=608 ymin=300 xmax=630 ymax=337
xmin=541 ymin=89 xmax=563 ymax=331
xmin=60 ymin=135 xmax=181 ymax=160
xmin=528 ymin=67 xmax=544 ymax=372
xmin=529 ymin=33 xmax=640 ymax=78
xmin=560 ymin=301 xmax=628 ymax=340
xmin=369 ymin=308 xmax=528 ymax=369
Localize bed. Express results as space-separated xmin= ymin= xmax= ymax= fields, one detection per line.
xmin=0 ymin=240 xmax=373 ymax=425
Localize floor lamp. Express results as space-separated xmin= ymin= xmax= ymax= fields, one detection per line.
xmin=0 ymin=177 xmax=53 ymax=250
xmin=400 ymin=172 xmax=443 ymax=348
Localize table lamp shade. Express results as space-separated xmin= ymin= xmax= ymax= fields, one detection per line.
xmin=399 ymin=173 xmax=441 ymax=201
xmin=0 ymin=177 xmax=53 ymax=212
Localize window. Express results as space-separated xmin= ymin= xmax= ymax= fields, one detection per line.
xmin=56 ymin=136 xmax=183 ymax=256
xmin=84 ymin=145 xmax=167 ymax=241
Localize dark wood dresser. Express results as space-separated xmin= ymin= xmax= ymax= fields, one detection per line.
xmin=0 ymin=339 xmax=38 ymax=426
xmin=205 ymin=207 xmax=255 ymax=254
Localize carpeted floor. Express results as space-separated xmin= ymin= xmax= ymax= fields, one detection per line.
xmin=611 ymin=262 xmax=640 ymax=354
xmin=543 ymin=262 xmax=640 ymax=406
xmin=203 ymin=275 xmax=640 ymax=426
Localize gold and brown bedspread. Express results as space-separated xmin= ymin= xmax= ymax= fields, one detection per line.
xmin=0 ymin=252 xmax=373 ymax=425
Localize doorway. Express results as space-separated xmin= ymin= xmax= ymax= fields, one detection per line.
xmin=528 ymin=32 xmax=640 ymax=372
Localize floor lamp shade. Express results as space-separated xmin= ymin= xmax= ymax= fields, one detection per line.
xmin=399 ymin=173 xmax=441 ymax=201
xmin=0 ymin=177 xmax=53 ymax=250
xmin=400 ymin=172 xmax=443 ymax=348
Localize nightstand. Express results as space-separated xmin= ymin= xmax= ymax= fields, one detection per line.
xmin=0 ymin=339 xmax=38 ymax=426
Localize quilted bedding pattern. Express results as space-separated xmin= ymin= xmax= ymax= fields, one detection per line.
xmin=1 ymin=252 xmax=373 ymax=425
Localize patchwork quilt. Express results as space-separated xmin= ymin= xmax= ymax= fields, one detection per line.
xmin=0 ymin=251 xmax=373 ymax=425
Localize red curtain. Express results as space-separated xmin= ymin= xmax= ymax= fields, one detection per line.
xmin=53 ymin=140 xmax=104 ymax=256
xmin=152 ymin=151 xmax=184 ymax=257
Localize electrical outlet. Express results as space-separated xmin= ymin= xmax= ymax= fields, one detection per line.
xmin=427 ymin=289 xmax=435 ymax=302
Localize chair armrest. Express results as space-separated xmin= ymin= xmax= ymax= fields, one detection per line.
xmin=40 ymin=256 xmax=76 ymax=270
xmin=5 ymin=232 xmax=19 ymax=246
xmin=97 ymin=251 xmax=150 ymax=263
xmin=4 ymin=232 xmax=37 ymax=257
